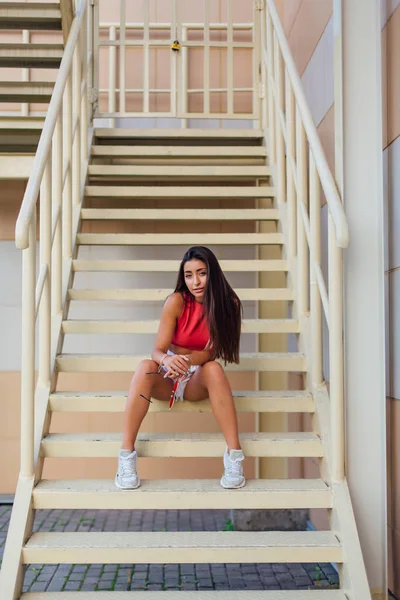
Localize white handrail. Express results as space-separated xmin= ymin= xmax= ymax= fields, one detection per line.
xmin=15 ymin=0 xmax=87 ymax=250
xmin=263 ymin=1 xmax=346 ymax=481
xmin=266 ymin=0 xmax=349 ymax=249
xmin=15 ymin=0 xmax=90 ymax=481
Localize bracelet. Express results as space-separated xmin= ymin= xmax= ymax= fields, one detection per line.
xmin=159 ymin=353 xmax=168 ymax=367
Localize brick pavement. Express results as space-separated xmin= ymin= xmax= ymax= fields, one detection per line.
xmin=0 ymin=504 xmax=339 ymax=593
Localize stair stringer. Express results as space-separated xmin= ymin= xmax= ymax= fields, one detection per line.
xmin=0 ymin=135 xmax=91 ymax=600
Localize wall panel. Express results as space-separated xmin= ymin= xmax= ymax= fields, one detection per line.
xmin=287 ymin=0 xmax=332 ymax=75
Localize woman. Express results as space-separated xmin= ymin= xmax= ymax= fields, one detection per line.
xmin=115 ymin=246 xmax=245 ymax=490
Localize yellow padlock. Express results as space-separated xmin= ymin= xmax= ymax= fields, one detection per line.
xmin=171 ymin=39 xmax=180 ymax=52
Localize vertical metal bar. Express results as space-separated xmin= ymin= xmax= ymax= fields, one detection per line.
xmin=227 ymin=0 xmax=234 ymax=117
xmin=143 ymin=0 xmax=150 ymax=114
xmin=21 ymin=30 xmax=30 ymax=117
xmin=119 ymin=0 xmax=126 ymax=113
xmin=181 ymin=25 xmax=188 ymax=127
xmin=286 ymin=74 xmax=296 ymax=258
xmin=39 ymin=158 xmax=52 ymax=386
xmin=109 ymin=26 xmax=117 ymax=126
xmin=20 ymin=215 xmax=36 ymax=478
xmin=259 ymin=1 xmax=267 ymax=128
xmin=63 ymin=74 xmax=72 ymax=259
xmin=81 ymin=6 xmax=88 ymax=162
xmin=253 ymin=0 xmax=260 ymax=119
xmin=171 ymin=0 xmax=177 ymax=116
xmin=309 ymin=153 xmax=323 ymax=385
xmin=52 ymin=115 xmax=63 ymax=316
xmin=274 ymin=34 xmax=285 ymax=204
xmin=266 ymin=9 xmax=275 ymax=163
xmin=72 ymin=44 xmax=82 ymax=205
xmin=296 ymin=109 xmax=308 ymax=317
xmin=329 ymin=219 xmax=344 ymax=480
xmin=204 ymin=0 xmax=210 ymax=116
xmin=91 ymin=0 xmax=99 ymax=121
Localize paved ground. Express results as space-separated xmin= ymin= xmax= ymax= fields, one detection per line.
xmin=0 ymin=504 xmax=340 ymax=593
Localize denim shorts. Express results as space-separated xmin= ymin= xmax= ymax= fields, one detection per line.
xmin=162 ymin=350 xmax=199 ymax=402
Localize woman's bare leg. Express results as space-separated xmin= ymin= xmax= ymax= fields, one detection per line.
xmin=121 ymin=359 xmax=173 ymax=451
xmin=184 ymin=361 xmax=241 ymax=451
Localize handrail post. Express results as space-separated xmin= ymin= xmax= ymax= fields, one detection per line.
xmin=39 ymin=158 xmax=52 ymax=387
xmin=285 ymin=76 xmax=296 ymax=259
xmin=20 ymin=217 xmax=36 ymax=478
xmin=266 ymin=9 xmax=275 ymax=163
xmin=274 ymin=35 xmax=286 ymax=204
xmin=81 ymin=6 xmax=88 ymax=162
xmin=72 ymin=43 xmax=82 ymax=205
xmin=52 ymin=116 xmax=63 ymax=316
xmin=63 ymin=74 xmax=73 ymax=259
xmin=310 ymin=153 xmax=323 ymax=386
xmin=109 ymin=25 xmax=117 ymax=127
xmin=296 ymin=109 xmax=309 ymax=317
xmin=329 ymin=219 xmax=345 ymax=481
xmin=259 ymin=3 xmax=267 ymax=131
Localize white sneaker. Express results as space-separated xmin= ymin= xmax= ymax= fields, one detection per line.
xmin=220 ymin=448 xmax=246 ymax=489
xmin=115 ymin=449 xmax=141 ymax=490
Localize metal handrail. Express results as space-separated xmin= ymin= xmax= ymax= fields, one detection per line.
xmin=15 ymin=0 xmax=87 ymax=250
xmin=266 ymin=0 xmax=349 ymax=248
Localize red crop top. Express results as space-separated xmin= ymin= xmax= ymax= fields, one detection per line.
xmin=170 ymin=293 xmax=210 ymax=351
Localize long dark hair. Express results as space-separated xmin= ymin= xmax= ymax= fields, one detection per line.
xmin=174 ymin=246 xmax=242 ymax=364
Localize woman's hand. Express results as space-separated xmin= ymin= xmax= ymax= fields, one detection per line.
xmin=163 ymin=354 xmax=191 ymax=380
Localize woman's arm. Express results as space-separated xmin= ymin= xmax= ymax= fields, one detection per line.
xmin=151 ymin=294 xmax=189 ymax=376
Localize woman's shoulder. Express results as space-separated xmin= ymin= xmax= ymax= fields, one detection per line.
xmin=164 ymin=292 xmax=185 ymax=315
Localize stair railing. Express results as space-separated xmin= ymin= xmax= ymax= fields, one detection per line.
xmin=14 ymin=0 xmax=91 ymax=479
xmin=261 ymin=0 xmax=349 ymax=482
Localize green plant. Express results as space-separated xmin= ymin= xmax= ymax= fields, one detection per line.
xmin=314 ymin=566 xmax=323 ymax=586
xmin=223 ymin=518 xmax=234 ymax=531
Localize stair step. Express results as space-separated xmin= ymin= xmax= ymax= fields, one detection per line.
xmin=0 ymin=43 xmax=63 ymax=68
xmin=91 ymin=144 xmax=267 ymax=157
xmin=49 ymin=390 xmax=313 ymax=413
xmin=0 ymin=155 xmax=33 ymax=179
xmin=22 ymin=593 xmax=346 ymax=600
xmin=0 ymin=116 xmax=44 ymax=152
xmin=0 ymin=116 xmax=44 ymax=130
xmin=87 ymin=165 xmax=270 ymax=179
xmin=72 ymin=259 xmax=288 ymax=273
xmin=85 ymin=185 xmax=275 ymax=198
xmin=68 ymin=288 xmax=294 ymax=302
xmin=21 ymin=593 xmax=347 ymax=600
xmin=76 ymin=233 xmax=284 ymax=246
xmin=94 ymin=127 xmax=264 ymax=140
xmin=22 ymin=531 xmax=341 ymax=564
xmin=41 ymin=432 xmax=322 ymax=458
xmin=0 ymin=81 xmax=53 ymax=102
xmin=62 ymin=318 xmax=299 ymax=335
xmin=55 ymin=352 xmax=306 ymax=372
xmin=80 ymin=208 xmax=279 ymax=220
xmin=0 ymin=3 xmax=61 ymax=30
xmin=33 ymin=478 xmax=331 ymax=510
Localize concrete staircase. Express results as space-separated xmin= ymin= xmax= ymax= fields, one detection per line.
xmin=11 ymin=127 xmax=352 ymax=599
xmin=0 ymin=1 xmax=72 ymax=165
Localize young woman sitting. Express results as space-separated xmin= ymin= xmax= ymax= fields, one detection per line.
xmin=115 ymin=246 xmax=245 ymax=490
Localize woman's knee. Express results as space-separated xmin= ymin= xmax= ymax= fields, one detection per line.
xmin=133 ymin=359 xmax=159 ymax=380
xmin=201 ymin=360 xmax=225 ymax=380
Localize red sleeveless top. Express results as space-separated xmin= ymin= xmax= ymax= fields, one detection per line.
xmin=171 ymin=293 xmax=210 ymax=351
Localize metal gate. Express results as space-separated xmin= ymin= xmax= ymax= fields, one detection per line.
xmin=93 ymin=0 xmax=261 ymax=120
